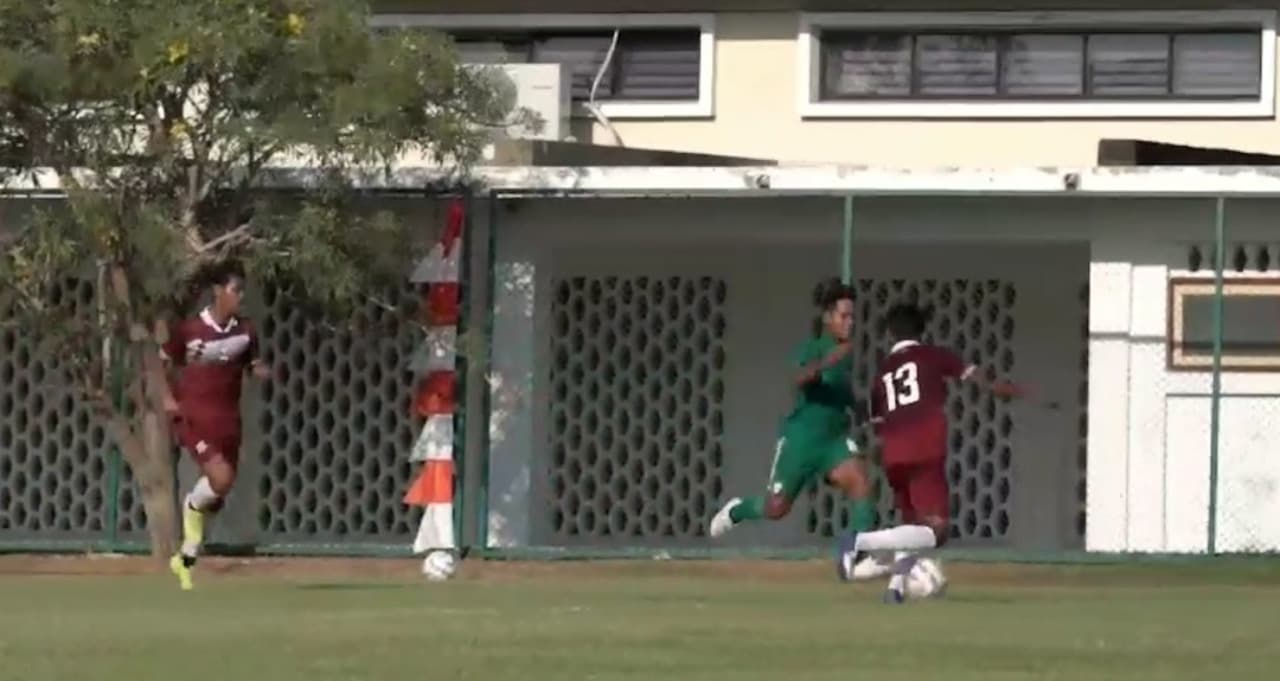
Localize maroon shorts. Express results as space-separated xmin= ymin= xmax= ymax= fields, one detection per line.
xmin=173 ymin=414 xmax=241 ymax=468
xmin=884 ymin=459 xmax=949 ymax=524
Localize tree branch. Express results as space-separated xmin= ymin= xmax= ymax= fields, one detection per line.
xmin=365 ymin=294 xmax=399 ymax=314
xmin=198 ymin=221 xmax=255 ymax=254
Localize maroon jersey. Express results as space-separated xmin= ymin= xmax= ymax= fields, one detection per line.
xmin=870 ymin=341 xmax=974 ymax=465
xmin=162 ymin=308 xmax=258 ymax=430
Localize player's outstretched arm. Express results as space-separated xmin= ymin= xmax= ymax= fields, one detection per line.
xmin=794 ymin=341 xmax=852 ymax=387
xmin=963 ymin=369 xmax=1024 ymax=399
xmin=244 ymin=326 xmax=271 ymax=381
xmin=156 ymin=322 xmax=185 ymax=415
xmin=249 ymin=359 xmax=271 ymax=381
xmin=153 ymin=353 xmax=181 ymax=415
xmin=962 ymin=369 xmax=1059 ymax=409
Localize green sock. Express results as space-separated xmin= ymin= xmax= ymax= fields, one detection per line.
xmin=849 ymin=498 xmax=876 ymax=533
xmin=729 ymin=497 xmax=765 ymax=523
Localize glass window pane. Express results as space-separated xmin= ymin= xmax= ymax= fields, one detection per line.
xmin=915 ymin=34 xmax=998 ymax=96
xmin=614 ymin=31 xmax=701 ymax=100
xmin=817 ymin=28 xmax=1261 ymax=102
xmin=1003 ymin=34 xmax=1084 ymax=96
xmin=533 ymin=35 xmax=615 ymax=100
xmin=1087 ymin=34 xmax=1170 ymax=96
xmin=820 ymin=33 xmax=912 ymax=97
xmin=1173 ymin=33 xmax=1260 ymax=97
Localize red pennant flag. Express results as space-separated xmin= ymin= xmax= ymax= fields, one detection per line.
xmin=440 ymin=198 xmax=465 ymax=257
xmin=403 ymin=460 xmax=454 ymax=506
xmin=414 ymin=370 xmax=457 ymax=417
xmin=423 ymin=283 xmax=461 ymax=326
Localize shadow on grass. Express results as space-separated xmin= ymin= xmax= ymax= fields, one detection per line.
xmin=934 ymin=594 xmax=1022 ymax=605
xmin=294 ymin=582 xmax=418 ymax=592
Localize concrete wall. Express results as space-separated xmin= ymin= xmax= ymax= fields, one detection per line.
xmin=8 ymin=190 xmax=1280 ymax=554
xmin=487 ymin=196 xmax=1091 ymax=550
xmin=485 ymin=195 xmax=1280 ymax=553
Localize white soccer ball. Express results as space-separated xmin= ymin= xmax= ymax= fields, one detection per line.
xmin=904 ymin=557 xmax=947 ymax=599
xmin=421 ymin=550 xmax=457 ymax=582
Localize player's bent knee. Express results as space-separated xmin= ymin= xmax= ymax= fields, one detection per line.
xmin=828 ymin=463 xmax=870 ymax=499
xmin=204 ymin=460 xmax=237 ymax=497
xmin=763 ymin=495 xmax=791 ymax=520
xmin=846 ymin=468 xmax=871 ymax=499
xmin=922 ymin=516 xmax=950 ymax=546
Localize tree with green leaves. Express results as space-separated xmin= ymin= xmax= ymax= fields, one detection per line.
xmin=0 ymin=0 xmax=517 ymax=559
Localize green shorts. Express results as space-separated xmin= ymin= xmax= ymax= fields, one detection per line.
xmin=766 ymin=433 xmax=861 ymax=501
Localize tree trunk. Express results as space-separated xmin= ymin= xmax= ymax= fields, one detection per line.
xmin=141 ymin=408 xmax=178 ymax=560
xmin=117 ymin=408 xmax=178 ymax=563
xmin=101 ymin=269 xmax=180 ymax=563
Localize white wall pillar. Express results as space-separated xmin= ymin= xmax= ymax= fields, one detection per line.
xmin=1124 ymin=262 xmax=1171 ymax=551
xmin=1085 ymin=251 xmax=1132 ymax=551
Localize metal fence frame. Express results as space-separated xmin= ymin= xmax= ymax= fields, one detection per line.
xmin=2 ymin=167 xmax=1277 ymax=560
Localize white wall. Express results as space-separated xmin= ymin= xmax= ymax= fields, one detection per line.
xmin=487 ymin=196 xmax=1090 ymax=549
xmin=489 ymin=195 xmax=1280 ymax=553
xmin=1087 ymin=198 xmax=1280 ymax=553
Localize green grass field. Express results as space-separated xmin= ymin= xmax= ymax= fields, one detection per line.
xmin=2 ymin=557 xmax=1278 ymax=681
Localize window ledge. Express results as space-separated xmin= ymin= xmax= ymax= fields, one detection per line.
xmin=800 ymin=100 xmax=1275 ymax=120
xmin=575 ymin=101 xmax=712 ymax=120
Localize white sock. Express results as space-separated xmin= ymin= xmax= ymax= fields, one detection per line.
xmin=185 ymin=477 xmax=219 ymax=511
xmin=855 ymin=525 xmax=937 ymax=552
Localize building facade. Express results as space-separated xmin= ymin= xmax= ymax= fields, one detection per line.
xmin=374 ymin=2 xmax=1280 ymax=166
xmin=390 ymin=4 xmax=1280 ymax=555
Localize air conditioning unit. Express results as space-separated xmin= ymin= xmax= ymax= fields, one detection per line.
xmin=478 ymin=63 xmax=573 ymax=142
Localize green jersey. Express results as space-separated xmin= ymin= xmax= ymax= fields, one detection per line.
xmin=782 ymin=334 xmax=854 ymax=441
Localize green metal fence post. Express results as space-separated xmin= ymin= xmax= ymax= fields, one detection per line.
xmin=475 ymin=196 xmax=497 ymax=552
xmin=1207 ymin=196 xmax=1226 ymax=556
xmin=98 ymin=260 xmax=124 ymax=553
xmin=840 ymin=193 xmax=876 ymax=527
xmin=842 ymin=195 xmax=854 ymax=284
xmin=105 ymin=346 xmax=123 ymax=551
xmin=453 ymin=192 xmax=472 ymax=553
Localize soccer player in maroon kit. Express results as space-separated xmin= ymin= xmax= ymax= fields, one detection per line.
xmin=838 ymin=303 xmax=1026 ymax=602
xmin=161 ymin=261 xmax=270 ymax=590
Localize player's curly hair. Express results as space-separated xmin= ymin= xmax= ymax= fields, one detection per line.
xmin=884 ymin=303 xmax=929 ymax=340
xmin=810 ymin=276 xmax=855 ymax=337
xmin=205 ymin=259 xmax=246 ymax=288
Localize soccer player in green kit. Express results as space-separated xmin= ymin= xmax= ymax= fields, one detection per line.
xmin=709 ymin=278 xmax=878 ymax=580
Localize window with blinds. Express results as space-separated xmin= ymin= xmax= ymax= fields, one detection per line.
xmin=452 ymin=29 xmax=701 ymax=101
xmin=820 ymin=29 xmax=1262 ymax=100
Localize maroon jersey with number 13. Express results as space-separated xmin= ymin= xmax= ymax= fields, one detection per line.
xmin=870 ymin=341 xmax=974 ymax=466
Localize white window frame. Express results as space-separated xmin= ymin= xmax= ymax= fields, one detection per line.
xmin=373 ymin=13 xmax=715 ymax=119
xmin=798 ymin=10 xmax=1277 ymax=119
